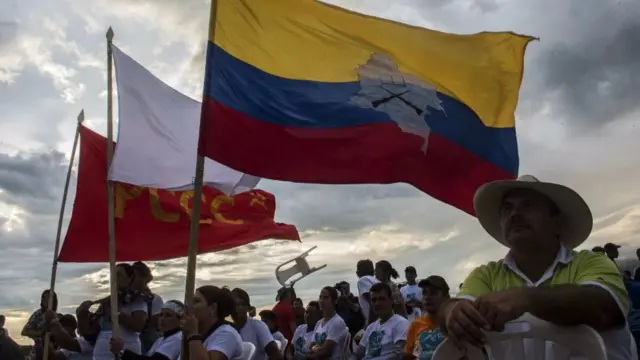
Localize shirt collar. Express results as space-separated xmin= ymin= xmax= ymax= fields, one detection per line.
xmin=503 ymin=245 xmax=574 ymax=286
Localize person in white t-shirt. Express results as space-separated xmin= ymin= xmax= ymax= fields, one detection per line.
xmin=231 ymin=288 xmax=282 ymax=360
xmin=76 ymin=263 xmax=149 ymax=360
xmin=111 ymin=300 xmax=185 ymax=360
xmin=132 ymin=261 xmax=165 ymax=353
xmin=400 ymin=267 xmax=422 ymax=322
xmin=357 ymin=260 xmax=378 ymax=325
xmin=308 ymin=286 xmax=348 ymax=360
xmin=353 ymin=283 xmax=409 ymax=360
xmin=291 ymin=301 xmax=322 ymax=359
xmin=180 ymin=285 xmax=243 ymax=360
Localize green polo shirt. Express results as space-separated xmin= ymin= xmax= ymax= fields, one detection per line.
xmin=457 ymin=247 xmax=634 ymax=360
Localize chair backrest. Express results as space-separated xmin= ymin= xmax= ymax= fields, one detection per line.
xmin=342 ymin=332 xmax=352 ymax=360
xmin=274 ymin=339 xmax=282 ymax=350
xmin=432 ymin=313 xmax=607 ymax=360
xmin=281 ymin=339 xmax=289 ymax=355
xmin=240 ymin=341 xmax=256 ymax=360
xmin=275 ymin=246 xmax=327 ymax=287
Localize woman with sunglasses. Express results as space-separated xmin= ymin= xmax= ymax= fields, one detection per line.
xmin=110 ymin=300 xmax=185 ymax=360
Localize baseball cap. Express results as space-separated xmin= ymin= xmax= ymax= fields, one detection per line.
xmin=418 ymin=275 xmax=450 ymax=292
xmin=604 ymin=243 xmax=621 ymax=250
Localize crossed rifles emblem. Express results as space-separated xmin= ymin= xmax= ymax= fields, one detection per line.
xmin=370 ymin=84 xmax=424 ymax=116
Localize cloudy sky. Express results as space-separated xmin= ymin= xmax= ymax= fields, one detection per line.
xmin=1 ymin=0 xmax=639 ymax=344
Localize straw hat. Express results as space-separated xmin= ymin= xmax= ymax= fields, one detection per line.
xmin=473 ymin=175 xmax=593 ymax=249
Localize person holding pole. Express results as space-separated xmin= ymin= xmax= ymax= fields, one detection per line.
xmin=43 ymin=311 xmax=94 ymax=359
xmin=23 ymin=290 xmax=58 ymax=360
xmin=179 ymin=286 xmax=243 ymax=360
xmin=110 ymin=300 xmax=185 ymax=360
xmin=76 ymin=263 xmax=148 ymax=360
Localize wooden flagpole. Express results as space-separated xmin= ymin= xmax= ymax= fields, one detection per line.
xmin=183 ymin=0 xmax=218 ymax=355
xmin=106 ymin=26 xmax=121 ymax=360
xmin=42 ymin=109 xmax=85 ymax=360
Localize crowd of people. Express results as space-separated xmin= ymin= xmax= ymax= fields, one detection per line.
xmin=2 ymin=175 xmax=640 ymax=360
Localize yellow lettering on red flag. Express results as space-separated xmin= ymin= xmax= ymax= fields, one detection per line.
xmin=211 ymin=195 xmax=244 ymax=225
xmin=179 ymin=190 xmax=213 ymax=225
xmin=115 ymin=183 xmax=143 ymax=218
xmin=149 ymin=188 xmax=180 ymax=222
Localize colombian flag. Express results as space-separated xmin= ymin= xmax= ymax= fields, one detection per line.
xmin=198 ymin=0 xmax=534 ymax=214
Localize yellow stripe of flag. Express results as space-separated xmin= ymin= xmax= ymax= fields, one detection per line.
xmin=211 ymin=0 xmax=534 ymax=128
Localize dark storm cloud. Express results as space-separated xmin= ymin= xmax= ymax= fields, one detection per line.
xmin=537 ymin=20 xmax=640 ymax=130
xmin=0 ymin=149 xmax=71 ymax=214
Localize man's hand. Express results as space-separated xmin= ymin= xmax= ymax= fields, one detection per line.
xmin=44 ymin=310 xmax=58 ymax=323
xmin=444 ymin=300 xmax=489 ymax=347
xmin=473 ymin=289 xmax=530 ymax=332
xmin=110 ymin=336 xmax=125 ymax=355
xmin=180 ymin=314 xmax=199 ymax=337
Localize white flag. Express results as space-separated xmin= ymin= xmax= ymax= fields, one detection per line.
xmin=109 ymin=45 xmax=260 ymax=194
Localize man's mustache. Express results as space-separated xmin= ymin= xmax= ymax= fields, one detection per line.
xmin=507 ymin=217 xmax=530 ymax=230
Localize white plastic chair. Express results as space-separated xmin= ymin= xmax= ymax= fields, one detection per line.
xmin=432 ymin=313 xmax=607 ymax=360
xmin=274 ymin=339 xmax=282 ymax=351
xmin=342 ymin=332 xmax=352 ymax=360
xmin=281 ymin=339 xmax=289 ymax=355
xmin=275 ymin=246 xmax=327 ymax=287
xmin=240 ymin=341 xmax=256 ymax=360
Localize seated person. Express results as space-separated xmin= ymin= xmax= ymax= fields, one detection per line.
xmin=353 ymin=283 xmax=409 ymax=360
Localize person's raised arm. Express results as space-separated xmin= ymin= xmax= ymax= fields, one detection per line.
xmin=44 ymin=311 xmax=81 ymax=352
xmin=76 ymin=300 xmax=100 ymax=339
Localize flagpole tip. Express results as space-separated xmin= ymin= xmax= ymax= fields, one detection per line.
xmin=106 ymin=27 xmax=114 ymax=41
xmin=78 ymin=109 xmax=85 ymax=123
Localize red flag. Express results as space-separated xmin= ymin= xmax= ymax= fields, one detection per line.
xmin=58 ymin=125 xmax=299 ymax=262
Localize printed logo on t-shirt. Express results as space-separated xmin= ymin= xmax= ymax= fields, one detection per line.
xmin=293 ymin=336 xmax=307 ymax=354
xmin=415 ymin=328 xmax=444 ymax=360
xmin=315 ymin=332 xmax=327 ymax=345
xmin=365 ymin=330 xmax=385 ymax=358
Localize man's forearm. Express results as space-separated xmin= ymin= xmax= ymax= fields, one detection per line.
xmin=368 ymin=342 xmax=405 ymax=360
xmin=524 ymin=284 xmax=624 ymax=330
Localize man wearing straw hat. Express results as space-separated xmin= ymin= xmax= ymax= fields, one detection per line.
xmin=441 ymin=175 xmax=636 ymax=359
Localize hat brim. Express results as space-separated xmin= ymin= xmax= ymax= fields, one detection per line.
xmin=473 ymin=180 xmax=593 ymax=250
